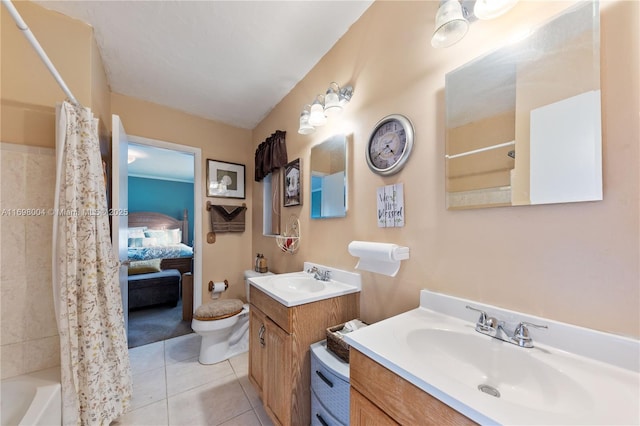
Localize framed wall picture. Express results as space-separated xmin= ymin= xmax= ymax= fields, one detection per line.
xmin=207 ymin=159 xmax=245 ymax=199
xmin=283 ymin=158 xmax=302 ymax=207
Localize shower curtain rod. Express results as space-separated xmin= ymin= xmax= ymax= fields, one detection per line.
xmin=2 ymin=0 xmax=79 ymax=105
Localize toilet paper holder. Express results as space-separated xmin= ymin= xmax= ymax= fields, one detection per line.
xmin=208 ymin=279 xmax=229 ymax=292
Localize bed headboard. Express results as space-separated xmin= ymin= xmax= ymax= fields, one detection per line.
xmin=128 ymin=209 xmax=189 ymax=245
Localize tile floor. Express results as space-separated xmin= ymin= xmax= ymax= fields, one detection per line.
xmin=112 ymin=333 xmax=274 ymax=426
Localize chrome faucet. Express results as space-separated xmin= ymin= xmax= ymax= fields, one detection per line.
xmin=306 ymin=266 xmax=332 ymax=281
xmin=466 ymin=305 xmax=547 ymax=348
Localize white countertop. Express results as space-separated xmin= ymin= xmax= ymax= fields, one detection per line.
xmin=344 ymin=289 xmax=640 ymax=425
xmin=248 ymin=262 xmax=361 ymax=307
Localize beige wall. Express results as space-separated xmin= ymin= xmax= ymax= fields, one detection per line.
xmin=90 ymin=37 xmax=111 ymax=126
xmin=252 ymin=0 xmax=639 ymax=338
xmin=111 ymin=93 xmax=253 ymax=303
xmin=0 ymin=0 xmax=95 ymax=147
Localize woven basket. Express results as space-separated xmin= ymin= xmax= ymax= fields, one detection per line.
xmin=326 ymin=323 xmax=352 ymax=363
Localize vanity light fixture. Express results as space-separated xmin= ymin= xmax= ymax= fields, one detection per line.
xmin=324 ymin=82 xmax=354 ymax=116
xmin=473 ymin=0 xmax=518 ymax=20
xmin=308 ymin=95 xmax=327 ymax=127
xmin=298 ymin=105 xmax=315 ymax=135
xmin=297 ymin=82 xmax=354 ymax=135
xmin=324 ymin=83 xmax=341 ymax=116
xmin=431 ymin=0 xmax=469 ymax=48
xmin=431 ymin=0 xmax=519 ymax=48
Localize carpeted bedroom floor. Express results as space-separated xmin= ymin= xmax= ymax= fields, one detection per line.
xmin=127 ymin=300 xmax=193 ymax=349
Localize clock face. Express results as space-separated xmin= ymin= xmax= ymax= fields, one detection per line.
xmin=369 ymin=120 xmax=407 ymax=169
xmin=366 ymin=115 xmax=414 ymax=176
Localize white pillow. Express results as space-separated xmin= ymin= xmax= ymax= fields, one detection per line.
xmin=144 ymin=229 xmax=170 ymax=246
xmin=167 ymin=228 xmax=182 ymax=244
xmin=128 ymin=226 xmax=147 ymax=238
xmin=141 ymin=237 xmax=158 ymax=247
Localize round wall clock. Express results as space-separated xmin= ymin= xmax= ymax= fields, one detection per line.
xmin=366 ymin=114 xmax=414 ymax=176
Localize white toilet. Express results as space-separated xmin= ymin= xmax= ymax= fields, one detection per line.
xmin=191 ymin=270 xmax=273 ymax=364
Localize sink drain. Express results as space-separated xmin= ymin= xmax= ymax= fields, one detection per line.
xmin=478 ymin=384 xmax=501 ymax=398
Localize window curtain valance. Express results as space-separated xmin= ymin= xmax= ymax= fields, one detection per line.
xmin=255 ymin=130 xmax=287 ymax=181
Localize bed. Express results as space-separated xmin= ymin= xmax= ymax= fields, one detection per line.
xmin=127 ymin=210 xmax=193 ymax=310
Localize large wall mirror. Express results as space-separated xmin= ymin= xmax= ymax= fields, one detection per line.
xmin=310 ymin=134 xmax=347 ymax=218
xmin=445 ymin=1 xmax=602 ymax=210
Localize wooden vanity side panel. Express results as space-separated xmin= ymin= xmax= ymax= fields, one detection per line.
xmin=289 ymin=293 xmax=360 ymax=426
xmin=250 ymin=286 xmax=292 ymax=332
xmin=291 ymin=292 xmax=360 ymax=346
xmin=351 ymin=387 xmax=399 ymax=425
xmin=350 ymin=349 xmax=477 ymax=426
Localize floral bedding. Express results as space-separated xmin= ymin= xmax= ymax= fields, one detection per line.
xmin=127 ymin=243 xmax=193 ymax=261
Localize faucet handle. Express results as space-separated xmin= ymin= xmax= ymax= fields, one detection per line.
xmin=466 ymin=305 xmax=496 ymax=331
xmin=513 ymin=321 xmax=548 ymax=347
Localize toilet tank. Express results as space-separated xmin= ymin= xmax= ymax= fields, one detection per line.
xmin=244 ymin=270 xmax=274 ymax=303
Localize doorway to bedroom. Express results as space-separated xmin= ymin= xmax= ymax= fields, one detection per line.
xmin=125 ymin=139 xmax=200 ymax=348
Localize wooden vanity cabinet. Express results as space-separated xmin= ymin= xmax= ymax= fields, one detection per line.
xmin=248 ymin=286 xmax=359 ymax=426
xmin=248 ymin=306 xmax=267 ymax=394
xmin=349 ymin=349 xmax=477 ymax=426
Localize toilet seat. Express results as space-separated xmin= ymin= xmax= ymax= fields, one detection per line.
xmin=193 ymin=298 xmax=243 ymax=321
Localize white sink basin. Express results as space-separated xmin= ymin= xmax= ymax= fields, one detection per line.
xmin=248 ymin=263 xmax=361 ymax=307
xmin=271 ymin=275 xmax=326 ymax=293
xmin=344 ymin=290 xmax=640 ymax=425
xmin=405 ymin=328 xmax=591 ymax=415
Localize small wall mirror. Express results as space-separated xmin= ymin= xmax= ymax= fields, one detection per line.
xmin=310 ymin=134 xmax=347 ymax=218
xmin=445 ymin=1 xmax=602 ymax=210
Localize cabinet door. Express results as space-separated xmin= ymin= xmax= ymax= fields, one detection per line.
xmin=350 ymin=388 xmax=398 ymax=426
xmin=249 ymin=306 xmax=266 ymax=395
xmin=264 ymin=317 xmax=292 ymax=425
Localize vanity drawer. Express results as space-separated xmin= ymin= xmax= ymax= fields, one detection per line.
xmin=249 ymin=285 xmax=292 ymax=332
xmin=311 ymin=343 xmax=350 ymax=424
xmin=311 ymin=389 xmax=345 ymax=426
xmin=350 ymin=349 xmax=476 ymax=425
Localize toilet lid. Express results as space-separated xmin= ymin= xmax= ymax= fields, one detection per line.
xmin=193 ymin=299 xmax=244 ymax=321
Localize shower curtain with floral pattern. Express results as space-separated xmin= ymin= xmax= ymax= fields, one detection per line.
xmin=53 ymin=101 xmax=132 ymax=425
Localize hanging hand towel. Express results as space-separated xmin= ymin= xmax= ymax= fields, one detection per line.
xmin=209 ymin=204 xmax=247 ymax=233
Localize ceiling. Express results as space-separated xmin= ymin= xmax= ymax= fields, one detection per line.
xmin=30 ymin=1 xmax=373 ymax=181
xmin=33 ymin=0 xmax=374 ymax=130
xmin=128 ymin=143 xmax=194 ymax=183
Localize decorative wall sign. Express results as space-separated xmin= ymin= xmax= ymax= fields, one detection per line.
xmin=377 ymin=183 xmax=404 ymax=228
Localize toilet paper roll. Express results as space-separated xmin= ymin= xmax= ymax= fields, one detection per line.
xmin=211 ymin=282 xmax=227 ymax=294
xmin=209 ymin=281 xmax=228 ymax=299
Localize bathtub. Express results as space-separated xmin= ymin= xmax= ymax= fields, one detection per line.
xmin=1 ymin=367 xmax=61 ymax=426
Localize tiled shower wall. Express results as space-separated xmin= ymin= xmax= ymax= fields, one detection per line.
xmin=1 ymin=142 xmax=60 ymax=379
